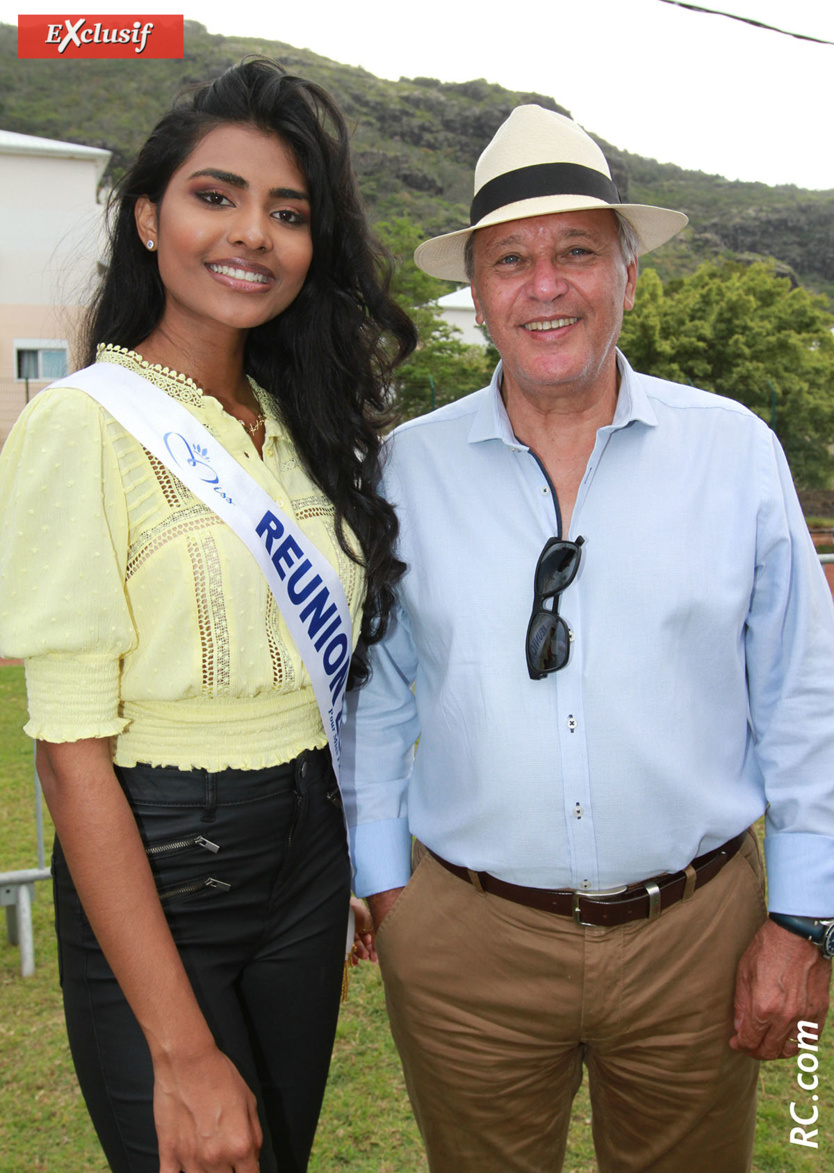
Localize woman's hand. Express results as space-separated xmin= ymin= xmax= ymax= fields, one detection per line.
xmin=154 ymin=1044 xmax=262 ymax=1173
xmin=349 ymin=895 xmax=377 ymax=964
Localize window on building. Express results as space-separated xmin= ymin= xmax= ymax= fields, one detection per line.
xmin=14 ymin=341 xmax=69 ymax=382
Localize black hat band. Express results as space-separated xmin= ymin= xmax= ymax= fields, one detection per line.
xmin=471 ymin=162 xmax=621 ymax=226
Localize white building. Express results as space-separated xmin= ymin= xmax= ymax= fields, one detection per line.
xmin=0 ymin=129 xmax=110 ymax=446
xmin=435 ymin=286 xmax=486 ymax=348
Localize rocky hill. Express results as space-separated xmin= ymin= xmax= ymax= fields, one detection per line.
xmin=2 ymin=19 xmax=832 ymax=302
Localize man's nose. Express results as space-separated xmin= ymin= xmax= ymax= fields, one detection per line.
xmin=528 ymin=258 xmax=568 ymax=300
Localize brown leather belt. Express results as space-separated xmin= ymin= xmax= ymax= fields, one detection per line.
xmin=427 ymin=831 xmax=747 ymax=927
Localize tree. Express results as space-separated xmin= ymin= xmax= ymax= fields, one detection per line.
xmin=619 ymin=262 xmax=834 ymax=488
xmin=375 ymin=216 xmax=497 ymax=422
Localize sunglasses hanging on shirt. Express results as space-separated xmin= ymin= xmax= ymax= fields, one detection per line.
xmin=526 ymin=536 xmax=584 ymax=679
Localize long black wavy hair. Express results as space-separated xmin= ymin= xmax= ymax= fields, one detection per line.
xmin=84 ymin=58 xmax=417 ymax=685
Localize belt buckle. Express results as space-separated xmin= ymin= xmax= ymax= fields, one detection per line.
xmin=572 ymin=884 xmax=628 ymax=927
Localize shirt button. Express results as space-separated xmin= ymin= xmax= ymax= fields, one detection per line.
xmin=541 ymin=486 xmax=549 ymax=495
xmin=567 ymin=715 xmax=577 ymax=732
xmin=574 ymin=803 xmax=583 ymax=818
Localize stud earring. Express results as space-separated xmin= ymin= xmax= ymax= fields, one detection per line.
xmin=146 ymin=240 xmax=155 ymax=251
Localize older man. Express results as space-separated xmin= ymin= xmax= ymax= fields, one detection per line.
xmin=341 ymin=106 xmax=834 ymax=1172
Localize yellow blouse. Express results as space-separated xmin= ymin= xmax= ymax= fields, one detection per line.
xmin=0 ymin=346 xmax=365 ymax=770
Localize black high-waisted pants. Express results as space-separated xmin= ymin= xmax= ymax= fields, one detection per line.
xmin=51 ymin=747 xmax=351 ymax=1172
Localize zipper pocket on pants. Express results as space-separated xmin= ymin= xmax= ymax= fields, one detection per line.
xmin=158 ymin=876 xmax=232 ymax=904
xmin=145 ymin=835 xmax=220 ymax=858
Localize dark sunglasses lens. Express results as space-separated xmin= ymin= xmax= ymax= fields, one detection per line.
xmin=527 ymin=611 xmax=570 ymax=674
xmin=536 ymin=543 xmax=579 ymax=596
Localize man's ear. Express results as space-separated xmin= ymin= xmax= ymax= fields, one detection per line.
xmin=623 ymin=259 xmax=638 ymax=313
xmin=134 ymin=196 xmax=159 ymax=251
xmin=471 ymin=284 xmax=485 ymax=327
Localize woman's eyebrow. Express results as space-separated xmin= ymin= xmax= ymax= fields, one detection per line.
xmin=189 ymin=167 xmax=247 ymax=188
xmin=270 ymin=186 xmax=309 ymax=201
xmin=188 ymin=168 xmax=309 ymax=201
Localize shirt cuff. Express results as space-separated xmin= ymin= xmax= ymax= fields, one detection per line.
xmin=765 ymin=832 xmax=834 ymax=915
xmin=23 ymin=654 xmax=128 ymax=742
xmin=350 ymin=817 xmax=413 ymax=897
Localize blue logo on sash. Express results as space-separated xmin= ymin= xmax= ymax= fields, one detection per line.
xmin=164 ymin=432 xmax=234 ymax=505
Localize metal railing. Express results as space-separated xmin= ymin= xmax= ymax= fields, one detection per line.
xmin=2 ymin=751 xmax=50 ymax=977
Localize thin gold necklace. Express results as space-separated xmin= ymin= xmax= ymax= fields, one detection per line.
xmin=241 ymin=413 xmax=265 ymax=437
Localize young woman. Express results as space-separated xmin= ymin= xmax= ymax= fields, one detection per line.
xmin=0 ymin=59 xmax=415 ymax=1172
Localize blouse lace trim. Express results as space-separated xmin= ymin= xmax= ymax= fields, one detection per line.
xmin=96 ymin=344 xmax=280 ymax=426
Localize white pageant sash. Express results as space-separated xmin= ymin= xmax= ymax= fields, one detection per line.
xmin=53 ymin=362 xmax=353 ymax=781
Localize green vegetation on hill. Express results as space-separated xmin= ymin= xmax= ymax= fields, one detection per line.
xmin=3 ymin=21 xmax=833 ymax=487
xmin=1 ymin=20 xmax=833 ymax=303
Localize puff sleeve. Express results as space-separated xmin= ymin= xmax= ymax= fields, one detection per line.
xmin=0 ymin=387 xmax=136 ymax=741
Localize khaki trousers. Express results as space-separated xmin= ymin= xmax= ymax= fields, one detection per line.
xmin=376 ymin=832 xmax=765 ymax=1173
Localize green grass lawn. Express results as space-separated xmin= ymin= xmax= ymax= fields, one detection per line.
xmin=0 ymin=663 xmax=829 ymax=1171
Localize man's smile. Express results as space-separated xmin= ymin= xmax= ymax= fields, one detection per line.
xmin=522 ymin=317 xmax=579 ymax=332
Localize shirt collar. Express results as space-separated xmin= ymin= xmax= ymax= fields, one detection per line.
xmin=611 ymin=351 xmax=658 ymax=430
xmin=468 ymin=362 xmax=517 ymax=446
xmin=468 ymin=349 xmax=657 ymax=447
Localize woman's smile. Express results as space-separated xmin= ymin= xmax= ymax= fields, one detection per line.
xmin=205 ymin=258 xmax=276 ymax=290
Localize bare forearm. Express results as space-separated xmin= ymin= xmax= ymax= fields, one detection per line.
xmin=38 ymin=739 xmax=213 ymax=1061
xmin=39 ymin=738 xmax=262 ymax=1168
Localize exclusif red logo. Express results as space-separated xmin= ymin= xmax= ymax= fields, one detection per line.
xmin=18 ymin=14 xmax=184 ymax=58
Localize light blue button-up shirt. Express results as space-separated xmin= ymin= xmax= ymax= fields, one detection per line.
xmin=341 ymin=354 xmax=834 ymax=915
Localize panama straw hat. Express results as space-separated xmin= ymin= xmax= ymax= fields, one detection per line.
xmin=414 ymin=105 xmax=688 ymax=282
